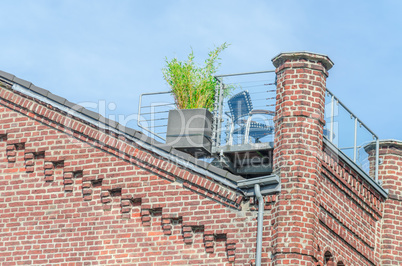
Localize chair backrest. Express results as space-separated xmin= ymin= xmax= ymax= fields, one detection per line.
xmin=227 ymin=90 xmax=253 ymax=122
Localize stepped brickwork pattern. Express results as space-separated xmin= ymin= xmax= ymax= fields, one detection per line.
xmin=0 ymin=83 xmax=269 ymax=265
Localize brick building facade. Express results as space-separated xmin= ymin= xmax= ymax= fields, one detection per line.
xmin=0 ymin=52 xmax=401 ymax=265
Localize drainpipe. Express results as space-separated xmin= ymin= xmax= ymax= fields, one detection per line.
xmin=237 ymin=174 xmax=280 ymax=266
xmin=254 ymin=183 xmax=263 ymax=266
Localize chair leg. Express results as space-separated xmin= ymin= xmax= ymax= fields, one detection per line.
xmin=244 ymin=116 xmax=252 ymax=144
xmin=228 ymin=122 xmax=235 ymax=145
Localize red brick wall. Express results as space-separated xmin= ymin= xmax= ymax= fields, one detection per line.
xmin=271 ymin=52 xmax=331 ymax=265
xmin=318 ymin=147 xmax=384 ymax=265
xmin=377 ymin=141 xmax=402 ymax=265
xmin=271 ymin=52 xmax=389 ymax=266
xmin=0 ymin=83 xmax=271 ymax=265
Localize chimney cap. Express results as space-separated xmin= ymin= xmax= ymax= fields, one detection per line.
xmin=365 ymin=139 xmax=402 ymax=153
xmin=272 ymin=51 xmax=334 ymax=71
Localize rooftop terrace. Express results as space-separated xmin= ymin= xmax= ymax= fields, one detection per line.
xmin=138 ymin=69 xmax=381 ymax=183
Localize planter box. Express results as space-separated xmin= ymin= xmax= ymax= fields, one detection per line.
xmin=166 ymin=109 xmax=213 ymax=157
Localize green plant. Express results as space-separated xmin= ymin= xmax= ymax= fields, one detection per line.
xmin=162 ymin=43 xmax=229 ymax=111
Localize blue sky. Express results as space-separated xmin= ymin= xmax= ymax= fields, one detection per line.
xmin=0 ymin=0 xmax=401 ymax=140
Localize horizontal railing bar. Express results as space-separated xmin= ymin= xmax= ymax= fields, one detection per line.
xmin=140 ymin=91 xmax=172 ymax=96
xmin=139 ymin=124 xmax=168 ymax=128
xmin=149 ymin=125 xmax=168 ymax=128
xmin=139 ymin=118 xmax=168 ymax=122
xmin=222 ymin=82 xmax=275 ymax=87
xmin=238 ymin=84 xmax=274 ymax=89
xmin=250 ymin=91 xmax=268 ymax=95
xmin=215 ymin=70 xmax=276 ymax=78
xmin=221 ymin=78 xmax=276 ymax=84
xmin=339 ymin=146 xmax=363 ymax=150
xmin=140 ymin=103 xmax=175 ymax=108
xmin=140 ymin=111 xmax=170 ymax=115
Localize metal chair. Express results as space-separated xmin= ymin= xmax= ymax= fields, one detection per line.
xmin=226 ymin=90 xmax=274 ymax=145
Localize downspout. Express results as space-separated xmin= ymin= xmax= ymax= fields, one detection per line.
xmin=237 ymin=175 xmax=280 ymax=265
xmin=255 ymin=184 xmax=263 ymax=266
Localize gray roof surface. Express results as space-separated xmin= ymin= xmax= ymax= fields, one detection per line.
xmin=0 ymin=69 xmax=246 ymax=187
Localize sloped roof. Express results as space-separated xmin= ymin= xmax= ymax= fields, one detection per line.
xmin=0 ymin=69 xmax=246 ymax=188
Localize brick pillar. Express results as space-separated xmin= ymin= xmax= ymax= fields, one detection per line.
xmin=375 ymin=140 xmax=402 ymax=265
xmin=271 ymin=52 xmax=333 ymax=265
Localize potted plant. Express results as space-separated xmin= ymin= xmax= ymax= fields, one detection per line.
xmin=162 ymin=43 xmax=229 ymax=156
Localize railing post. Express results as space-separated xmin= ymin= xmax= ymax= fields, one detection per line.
xmin=353 ymin=117 xmax=358 ymax=162
xmin=375 ymin=138 xmax=379 ymax=183
xmin=330 ymin=95 xmax=334 ymax=142
xmin=211 ymin=80 xmax=220 ymax=149
xmin=216 ymin=82 xmax=224 ymax=148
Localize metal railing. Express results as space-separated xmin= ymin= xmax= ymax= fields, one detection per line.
xmin=136 ymin=73 xmax=379 ymax=183
xmin=324 ymin=88 xmax=379 ymax=182
xmin=138 ymin=71 xmax=278 ymax=150
xmin=137 ymin=91 xmax=175 ymax=142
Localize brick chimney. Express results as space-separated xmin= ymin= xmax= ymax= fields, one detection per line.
xmin=374 ymin=140 xmax=402 ymax=264
xmin=271 ymin=52 xmax=334 ymax=264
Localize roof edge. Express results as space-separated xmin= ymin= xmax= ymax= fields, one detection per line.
xmin=323 ymin=138 xmax=388 ymax=199
xmin=0 ymin=69 xmax=246 ymax=189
